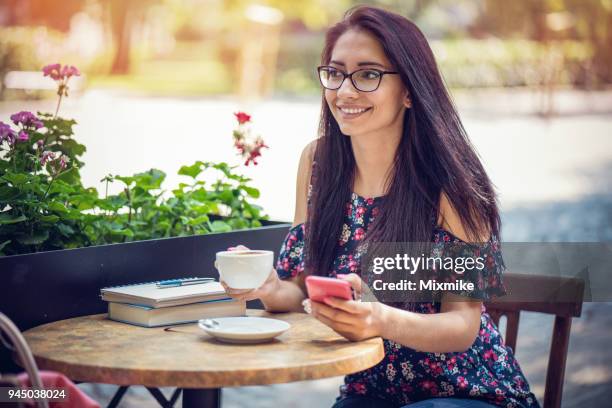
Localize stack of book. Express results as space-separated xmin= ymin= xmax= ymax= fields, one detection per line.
xmin=100 ymin=278 xmax=245 ymax=327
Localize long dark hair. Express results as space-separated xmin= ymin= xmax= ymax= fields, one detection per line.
xmin=305 ymin=6 xmax=501 ymax=277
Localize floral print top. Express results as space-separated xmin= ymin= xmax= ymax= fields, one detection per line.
xmin=276 ymin=193 xmax=540 ymax=408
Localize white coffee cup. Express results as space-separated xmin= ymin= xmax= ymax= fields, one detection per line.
xmin=215 ymin=250 xmax=274 ymax=289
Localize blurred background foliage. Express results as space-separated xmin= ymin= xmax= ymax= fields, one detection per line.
xmin=0 ymin=0 xmax=611 ymax=98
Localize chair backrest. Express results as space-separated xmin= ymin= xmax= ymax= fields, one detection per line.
xmin=484 ymin=273 xmax=585 ymax=408
xmin=0 ymin=313 xmax=49 ymax=408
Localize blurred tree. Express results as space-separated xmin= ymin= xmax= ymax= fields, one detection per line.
xmin=108 ymin=0 xmax=156 ymax=74
xmin=473 ymin=0 xmax=611 ymax=86
xmin=0 ymin=0 xmax=82 ymax=32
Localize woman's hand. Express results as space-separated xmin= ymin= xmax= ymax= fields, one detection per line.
xmin=306 ymin=273 xmax=387 ymax=342
xmin=218 ymin=245 xmax=281 ymax=302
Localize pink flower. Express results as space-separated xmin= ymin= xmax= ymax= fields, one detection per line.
xmin=234 ymin=111 xmax=251 ymax=124
xmin=0 ymin=121 xmax=16 ymax=145
xmin=457 ymin=376 xmax=469 ymax=389
xmin=40 ymin=151 xmax=56 ymax=166
xmin=421 ymin=380 xmax=438 ymax=395
xmin=483 ymin=349 xmax=498 ymax=361
xmin=10 ymin=111 xmax=43 ymax=129
xmin=60 ymin=65 xmax=80 ymax=79
xmin=351 ymin=382 xmax=366 ymax=394
xmin=42 ymin=63 xmax=80 ymax=81
xmin=16 ymin=130 xmax=29 ymax=142
xmin=58 ymin=155 xmax=68 ymax=170
xmin=354 ymin=227 xmax=365 ymax=241
xmin=232 ymin=113 xmax=267 ymax=165
xmin=42 ymin=63 xmax=62 ymax=81
xmin=244 ymin=140 xmax=268 ymax=166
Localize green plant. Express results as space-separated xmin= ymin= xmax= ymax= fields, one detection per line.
xmin=0 ymin=65 xmax=267 ymax=257
xmin=90 ymin=162 xmax=265 ymax=244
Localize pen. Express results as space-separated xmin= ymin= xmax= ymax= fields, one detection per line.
xmin=156 ymin=278 xmax=215 ymax=288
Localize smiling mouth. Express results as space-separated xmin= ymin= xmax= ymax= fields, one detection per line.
xmin=337 ymin=106 xmax=372 ymax=118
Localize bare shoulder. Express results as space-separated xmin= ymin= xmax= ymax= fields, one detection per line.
xmin=293 ymin=140 xmax=318 ymax=227
xmin=437 ymin=191 xmax=490 ymax=243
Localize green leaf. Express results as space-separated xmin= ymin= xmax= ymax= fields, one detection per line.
xmin=0 ymin=213 xmax=27 ymax=225
xmin=0 ymin=240 xmax=11 ymax=251
xmin=59 ymin=138 xmax=86 ymax=157
xmin=110 ymin=228 xmax=134 ymax=238
xmin=187 ymin=215 xmax=209 ymax=226
xmin=57 ymin=223 xmax=75 ymax=237
xmin=16 ymin=230 xmax=49 ymax=245
xmin=133 ymin=169 xmax=165 ymax=190
xmin=229 ymin=218 xmax=248 ymax=230
xmin=115 ymin=175 xmax=135 ymax=187
xmin=178 ymin=161 xmax=204 ymax=179
xmin=103 ymin=195 xmax=128 ymax=210
xmin=210 ymin=220 xmax=232 ymax=233
xmin=49 ymin=180 xmax=75 ymax=195
xmin=39 ymin=214 xmax=60 ymax=223
xmin=242 ymin=186 xmax=260 ymax=198
xmin=191 ymin=204 xmax=211 ymax=214
xmin=0 ymin=186 xmax=21 ymax=201
xmin=47 ymin=202 xmax=68 ymax=213
xmin=218 ymin=190 xmax=233 ymax=203
xmin=55 ymin=167 xmax=80 ymax=184
xmin=2 ymin=173 xmax=28 ymax=185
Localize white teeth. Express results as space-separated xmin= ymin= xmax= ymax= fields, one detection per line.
xmin=339 ymin=107 xmax=368 ymax=114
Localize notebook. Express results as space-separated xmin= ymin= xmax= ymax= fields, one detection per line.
xmin=108 ymin=298 xmax=246 ymax=327
xmin=100 ymin=279 xmax=228 ymax=308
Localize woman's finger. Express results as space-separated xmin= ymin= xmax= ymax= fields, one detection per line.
xmin=313 ymin=301 xmax=358 ymax=325
xmin=337 ymin=273 xmax=362 ymax=294
xmin=314 ymin=312 xmax=354 ymax=335
xmin=228 ymin=244 xmax=250 ymax=251
xmin=225 ymin=288 xmax=253 ymax=295
xmin=322 ymin=296 xmax=364 ymax=314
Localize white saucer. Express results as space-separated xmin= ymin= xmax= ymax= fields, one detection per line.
xmin=198 ymin=317 xmax=291 ymax=344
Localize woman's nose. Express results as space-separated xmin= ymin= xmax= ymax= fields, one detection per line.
xmin=337 ymin=76 xmax=359 ymax=98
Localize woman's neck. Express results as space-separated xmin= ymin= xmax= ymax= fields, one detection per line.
xmin=350 ymin=131 xmax=401 ymax=198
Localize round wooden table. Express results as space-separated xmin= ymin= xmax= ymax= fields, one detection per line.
xmin=23 ymin=309 xmax=385 ymax=408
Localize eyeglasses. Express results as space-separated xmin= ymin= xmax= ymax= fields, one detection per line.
xmin=317 ymin=66 xmax=398 ymax=92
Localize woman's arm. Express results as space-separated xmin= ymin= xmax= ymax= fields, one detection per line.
xmin=313 ymin=281 xmax=482 ymax=352
xmin=310 ymin=191 xmax=487 ymax=352
xmin=377 ymin=294 xmax=482 ymax=352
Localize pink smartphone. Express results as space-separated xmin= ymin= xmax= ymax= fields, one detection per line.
xmin=305 ymin=276 xmax=354 ymax=302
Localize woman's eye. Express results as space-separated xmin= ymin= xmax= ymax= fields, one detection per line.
xmin=328 ymin=69 xmax=342 ymax=78
xmin=360 ymin=70 xmax=381 ymax=80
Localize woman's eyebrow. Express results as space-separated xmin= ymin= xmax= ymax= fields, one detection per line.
xmin=330 ymin=60 xmax=386 ymax=68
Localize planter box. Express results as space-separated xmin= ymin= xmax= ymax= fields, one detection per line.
xmin=0 ymin=220 xmax=291 ymax=331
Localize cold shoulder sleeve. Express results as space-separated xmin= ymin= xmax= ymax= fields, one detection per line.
xmin=431 ymin=228 xmax=507 ymax=301
xmin=275 ymin=223 xmax=306 ymax=280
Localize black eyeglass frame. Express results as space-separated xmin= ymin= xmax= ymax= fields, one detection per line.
xmin=317 ymin=65 xmax=399 ymax=92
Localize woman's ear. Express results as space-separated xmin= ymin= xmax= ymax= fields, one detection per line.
xmin=403 ymin=91 xmax=412 ymax=108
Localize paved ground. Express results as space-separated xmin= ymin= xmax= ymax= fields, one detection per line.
xmin=2 ymin=88 xmax=611 ymax=407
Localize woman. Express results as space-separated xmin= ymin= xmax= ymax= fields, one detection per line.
xmin=221 ymin=6 xmax=539 ymax=408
